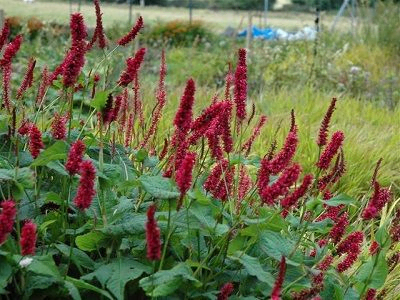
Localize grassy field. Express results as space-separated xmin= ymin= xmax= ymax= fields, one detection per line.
xmin=0 ymin=0 xmax=352 ymax=31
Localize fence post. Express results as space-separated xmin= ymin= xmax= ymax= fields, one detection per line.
xmin=246 ymin=12 xmax=252 ymax=50
xmin=0 ymin=10 xmax=4 ymax=27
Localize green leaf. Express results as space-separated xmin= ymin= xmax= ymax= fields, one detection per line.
xmin=228 ymin=252 xmax=275 ymax=286
xmin=355 ymin=253 xmax=388 ymax=289
xmin=0 ymin=167 xmax=35 ymax=189
xmin=65 ymin=281 xmax=82 ymax=300
xmin=91 ymin=91 xmax=111 ymax=111
xmin=31 ymin=141 xmax=67 ymax=167
xmin=139 ymin=263 xmax=201 ymax=297
xmin=46 ymin=160 xmax=69 ymax=176
xmin=324 ymin=194 xmax=356 ymax=207
xmin=105 ymin=258 xmax=152 ymax=300
xmin=24 ymin=273 xmax=59 ymax=298
xmin=27 ymin=255 xmax=62 ymax=280
xmin=100 ymin=214 xmax=147 ymax=237
xmin=75 ymin=231 xmax=107 ymax=252
xmin=138 ymin=175 xmax=180 ymax=199
xmin=55 ymin=243 xmax=95 ymax=270
xmin=81 ymin=264 xmax=113 ymax=287
xmin=66 ymin=277 xmax=113 ymax=300
xmin=0 ymin=256 xmax=12 ymax=293
xmin=135 ymin=149 xmax=148 ymax=162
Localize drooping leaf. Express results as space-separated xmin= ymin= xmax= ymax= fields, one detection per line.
xmin=324 ymin=194 xmax=356 ymax=207
xmin=228 ymin=252 xmax=275 ymax=286
xmin=139 ymin=263 xmax=201 ymax=297
xmin=91 ymin=90 xmax=111 ymax=111
xmin=66 ymin=277 xmax=113 ymax=300
xmin=138 ymin=175 xmax=180 ymax=199
xmin=0 ymin=256 xmax=12 ymax=293
xmin=55 ymin=243 xmax=95 ymax=270
xmin=31 ymin=141 xmax=68 ymax=167
xmin=64 ymin=281 xmax=82 ymax=300
xmin=75 ymin=231 xmax=107 ymax=252
xmin=26 ymin=255 xmax=62 ymax=280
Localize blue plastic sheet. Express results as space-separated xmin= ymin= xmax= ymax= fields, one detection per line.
xmin=238 ymin=26 xmax=277 ymax=40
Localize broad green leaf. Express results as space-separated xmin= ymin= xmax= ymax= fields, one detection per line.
xmin=0 ymin=167 xmax=35 ymax=189
xmin=91 ymin=91 xmax=111 ymax=111
xmin=139 ymin=263 xmax=201 ymax=297
xmin=46 ymin=160 xmax=69 ymax=176
xmin=65 ymin=281 xmax=82 ymax=300
xmin=24 ymin=273 xmax=59 ymax=298
xmin=376 ymin=224 xmax=390 ymax=247
xmin=55 ymin=243 xmax=95 ymax=270
xmin=66 ymin=277 xmax=113 ymax=300
xmin=355 ymin=253 xmax=388 ymax=289
xmin=138 ymin=175 xmax=180 ymax=199
xmin=81 ymin=264 xmax=113 ymax=287
xmin=100 ymin=214 xmax=147 ymax=237
xmin=105 ymin=258 xmax=152 ymax=300
xmin=31 ymin=141 xmax=67 ymax=167
xmin=258 ymin=231 xmax=302 ymax=266
xmin=228 ymin=252 xmax=275 ymax=286
xmin=0 ymin=168 xmax=13 ymax=180
xmin=27 ymin=255 xmax=62 ymax=280
xmin=0 ymin=256 xmax=12 ymax=292
xmin=135 ymin=149 xmax=148 ymax=162
xmin=75 ymin=231 xmax=107 ymax=252
xmin=324 ymin=194 xmax=356 ymax=207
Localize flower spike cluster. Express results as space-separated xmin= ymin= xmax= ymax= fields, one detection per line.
xmin=73 ymin=160 xmax=96 ymax=210
xmin=146 ymin=204 xmax=161 ymax=261
xmin=0 ymin=200 xmax=17 ymax=244
xmin=362 ymin=181 xmax=391 ymax=220
xmin=118 ymin=16 xmax=144 ymax=46
xmin=89 ymin=0 xmax=107 ymax=49
xmin=20 ymin=220 xmax=37 ymax=256
xmin=336 ymin=231 xmax=364 ymax=272
xmin=316 ymin=131 xmax=345 ymax=170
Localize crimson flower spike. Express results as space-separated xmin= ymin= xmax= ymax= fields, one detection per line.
xmin=28 ymin=124 xmax=44 ymax=159
xmin=0 ymin=20 xmax=10 ymax=51
xmin=146 ymin=204 xmax=161 ymax=261
xmin=233 ymin=48 xmax=247 ymax=122
xmin=268 ymin=129 xmax=298 ymax=175
xmin=176 ymin=152 xmax=196 ymax=210
xmin=317 ymin=97 xmax=337 ymax=147
xmin=271 ymin=256 xmax=287 ymax=300
xmin=316 ymin=131 xmax=344 ymax=170
xmin=242 ymin=115 xmax=267 ymax=156
xmin=0 ymin=34 xmax=23 ymax=67
xmin=89 ymin=0 xmax=107 ymax=49
xmin=20 ymin=220 xmax=37 ymax=256
xmin=73 ymin=160 xmax=96 ymax=210
xmin=118 ymin=48 xmax=146 ymax=87
xmin=217 ymin=283 xmax=234 ymax=300
xmin=118 ymin=16 xmax=143 ymax=46
xmin=65 ymin=140 xmax=86 ymax=175
xmin=0 ymin=200 xmax=17 ymax=245
xmin=17 ymin=58 xmax=36 ymax=99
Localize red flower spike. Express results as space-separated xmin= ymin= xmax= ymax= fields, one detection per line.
xmin=36 ymin=66 xmax=50 ymax=106
xmin=89 ymin=0 xmax=107 ymax=49
xmin=329 ymin=212 xmax=349 ymax=244
xmin=65 ymin=140 xmax=86 ymax=175
xmin=124 ymin=113 xmax=134 ymax=147
xmin=118 ymin=16 xmax=144 ymax=46
xmin=0 ymin=200 xmax=17 ymax=244
xmin=0 ymin=20 xmax=10 ymax=51
xmin=369 ymin=241 xmax=379 ymax=256
xmin=73 ymin=160 xmax=96 ymax=210
xmin=317 ymin=97 xmax=337 ymax=147
xmin=234 ymin=48 xmax=247 ymax=122
xmin=1 ymin=63 xmax=12 ymax=111
xmin=17 ymin=58 xmax=36 ymax=99
xmin=268 ymin=130 xmax=298 ymax=175
xmin=28 ymin=124 xmax=44 ymax=159
xmin=365 ymin=289 xmax=376 ymax=300
xmin=140 ymin=50 xmax=167 ymax=148
xmin=70 ymin=13 xmax=87 ymax=47
xmin=218 ymin=282 xmax=234 ymax=300
xmin=271 ymin=256 xmax=287 ymax=300
xmin=316 ymin=131 xmax=344 ymax=170
xmin=204 ymin=159 xmax=234 ymax=202
xmin=242 ymin=115 xmax=267 ymax=156
xmin=146 ymin=204 xmax=161 ymax=261
xmin=336 ymin=231 xmax=364 ymax=272
xmin=362 ymin=181 xmax=391 ymax=220
xmin=317 ymin=254 xmax=333 ymax=271
xmin=118 ymin=48 xmax=146 ymax=87
xmin=281 ymin=174 xmax=313 ymax=215
xmin=173 ymin=78 xmax=195 ymax=141
xmin=220 ymin=101 xmax=233 ymax=154
xmin=176 ymin=152 xmax=196 ymax=210
xmin=260 ymin=163 xmax=301 ymax=206
xmin=20 ymin=220 xmax=37 ymax=256
xmin=51 ymin=113 xmax=67 ymax=140
xmin=0 ymin=34 xmax=23 ymax=67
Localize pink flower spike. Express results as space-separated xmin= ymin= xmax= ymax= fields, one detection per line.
xmin=317 ymin=97 xmax=337 ymax=147
xmin=316 ymin=131 xmax=345 ymax=170
xmin=73 ymin=160 xmax=96 ymax=210
xmin=271 ymin=256 xmax=286 ymax=300
xmin=118 ymin=16 xmax=144 ymax=46
xmin=146 ymin=204 xmax=161 ymax=261
xmin=0 ymin=200 xmax=17 ymax=245
xmin=20 ymin=220 xmax=37 ymax=256
xmin=218 ymin=282 xmax=234 ymax=300
xmin=65 ymin=140 xmax=86 ymax=175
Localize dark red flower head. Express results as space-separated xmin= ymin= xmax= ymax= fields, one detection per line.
xmin=317 ymin=97 xmax=337 ymax=147
xmin=0 ymin=200 xmax=17 ymax=244
xmin=316 ymin=131 xmax=345 ymax=170
xmin=118 ymin=16 xmax=144 ymax=46
xmin=146 ymin=204 xmax=161 ymax=261
xmin=65 ymin=140 xmax=86 ymax=175
xmin=271 ymin=256 xmax=286 ymax=300
xmin=218 ymin=282 xmax=234 ymax=300
xmin=73 ymin=160 xmax=96 ymax=210
xmin=20 ymin=220 xmax=37 ymax=256
xmin=29 ymin=124 xmax=44 ymax=159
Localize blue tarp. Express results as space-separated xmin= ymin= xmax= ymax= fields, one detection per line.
xmin=238 ymin=26 xmax=277 ymax=40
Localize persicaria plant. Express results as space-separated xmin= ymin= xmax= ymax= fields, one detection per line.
xmin=0 ymin=1 xmax=398 ymax=299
